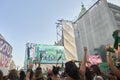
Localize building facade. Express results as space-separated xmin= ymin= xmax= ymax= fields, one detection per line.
xmin=58 ymin=0 xmax=120 ymax=61
xmin=74 ymin=0 xmax=120 ymax=60
xmin=62 ymin=20 xmax=78 ymax=61
xmin=108 ymin=2 xmax=120 ymax=28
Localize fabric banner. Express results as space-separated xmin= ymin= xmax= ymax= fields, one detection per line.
xmin=0 ymin=38 xmax=12 ymax=68
xmin=35 ymin=44 xmax=66 ymax=64
xmin=87 ymin=54 xmax=102 ymax=65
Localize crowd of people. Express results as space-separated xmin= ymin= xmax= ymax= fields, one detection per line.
xmin=0 ymin=44 xmax=120 ymax=80
xmin=0 ymin=30 xmax=120 ymax=80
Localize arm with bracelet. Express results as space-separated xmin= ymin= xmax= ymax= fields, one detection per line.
xmin=106 ymin=50 xmax=120 ymax=79
xmin=106 ymin=51 xmax=110 ymax=56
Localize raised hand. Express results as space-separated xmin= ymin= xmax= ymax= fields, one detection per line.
xmin=84 ymin=47 xmax=87 ymax=52
xmin=105 ymin=45 xmax=110 ymax=51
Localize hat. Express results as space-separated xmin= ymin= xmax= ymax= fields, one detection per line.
xmin=0 ymin=67 xmax=9 ymax=76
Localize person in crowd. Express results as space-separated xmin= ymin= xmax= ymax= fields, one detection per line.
xmin=0 ymin=67 xmax=9 ymax=80
xmin=47 ymin=69 xmax=52 ymax=80
xmin=60 ymin=72 xmax=65 ymax=80
xmin=19 ymin=70 xmax=26 ymax=80
xmin=85 ymin=67 xmax=92 ymax=80
xmin=33 ymin=68 xmax=44 ymax=80
xmin=26 ymin=63 xmax=34 ymax=80
xmin=106 ymin=69 xmax=117 ymax=80
xmin=0 ymin=70 xmax=3 ymax=80
xmin=51 ymin=66 xmax=60 ymax=80
xmin=8 ymin=69 xmax=19 ymax=80
xmin=79 ymin=47 xmax=87 ymax=80
xmin=80 ymin=47 xmax=109 ymax=80
xmin=106 ymin=44 xmax=120 ymax=79
xmin=109 ymin=42 xmax=120 ymax=62
xmin=36 ymin=63 xmax=42 ymax=72
xmin=106 ymin=45 xmax=120 ymax=80
xmin=112 ymin=29 xmax=120 ymax=61
xmin=90 ymin=65 xmax=104 ymax=80
xmin=114 ymin=43 xmax=120 ymax=61
xmin=64 ymin=61 xmax=81 ymax=80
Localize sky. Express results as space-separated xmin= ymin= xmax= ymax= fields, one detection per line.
xmin=0 ymin=0 xmax=120 ymax=68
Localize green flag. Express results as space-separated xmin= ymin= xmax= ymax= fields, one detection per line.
xmin=113 ymin=30 xmax=120 ymax=49
xmin=57 ymin=55 xmax=62 ymax=61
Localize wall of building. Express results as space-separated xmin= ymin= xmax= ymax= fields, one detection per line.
xmin=108 ymin=3 xmax=120 ymax=27
xmin=62 ymin=20 xmax=78 ymax=61
xmin=74 ymin=0 xmax=118 ymax=60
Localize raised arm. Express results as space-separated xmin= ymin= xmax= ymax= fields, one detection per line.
xmin=80 ymin=47 xmax=87 ymax=76
xmin=106 ymin=45 xmax=120 ymax=79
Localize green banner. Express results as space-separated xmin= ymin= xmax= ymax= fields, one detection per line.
xmin=35 ymin=44 xmax=66 ymax=64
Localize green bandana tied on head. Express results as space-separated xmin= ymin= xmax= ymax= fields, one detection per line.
xmin=112 ymin=30 xmax=120 ymax=49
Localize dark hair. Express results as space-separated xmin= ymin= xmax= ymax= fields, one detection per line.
xmin=20 ymin=70 xmax=26 ymax=80
xmin=8 ymin=69 xmax=19 ymax=80
xmin=85 ymin=67 xmax=92 ymax=80
xmin=27 ymin=69 xmax=33 ymax=80
xmin=65 ymin=61 xmax=80 ymax=80
xmin=0 ymin=70 xmax=3 ymax=80
xmin=35 ymin=68 xmax=44 ymax=80
xmin=90 ymin=65 xmax=101 ymax=75
xmin=52 ymin=66 xmax=60 ymax=75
